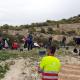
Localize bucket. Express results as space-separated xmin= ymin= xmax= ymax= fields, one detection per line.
xmin=39 ymin=51 xmax=46 ymax=56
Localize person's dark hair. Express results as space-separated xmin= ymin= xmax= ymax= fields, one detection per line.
xmin=49 ymin=46 xmax=56 ymax=55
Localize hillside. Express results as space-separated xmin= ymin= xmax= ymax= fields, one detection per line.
xmin=0 ymin=14 xmax=80 ymax=28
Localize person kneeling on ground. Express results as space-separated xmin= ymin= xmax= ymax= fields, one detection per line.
xmin=38 ymin=46 xmax=61 ymax=80
xmin=12 ymin=40 xmax=19 ymax=50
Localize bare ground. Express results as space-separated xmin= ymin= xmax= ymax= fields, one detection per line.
xmin=1 ymin=56 xmax=80 ymax=80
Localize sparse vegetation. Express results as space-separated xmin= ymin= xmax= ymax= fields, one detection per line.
xmin=0 ymin=47 xmax=80 ymax=80
xmin=28 ymin=27 xmax=36 ymax=33
xmin=40 ymin=28 xmax=46 ymax=33
xmin=67 ymin=30 xmax=77 ymax=36
xmin=0 ymin=64 xmax=9 ymax=79
xmin=0 ymin=14 xmax=80 ymax=30
xmin=0 ymin=51 xmax=18 ymax=61
xmin=67 ymin=40 xmax=76 ymax=46
xmin=47 ymin=27 xmax=53 ymax=34
xmin=0 ymin=14 xmax=80 ymax=80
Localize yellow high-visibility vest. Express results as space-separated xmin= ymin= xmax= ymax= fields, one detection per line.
xmin=40 ymin=56 xmax=61 ymax=73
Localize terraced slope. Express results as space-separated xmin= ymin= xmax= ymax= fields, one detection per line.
xmin=59 ymin=64 xmax=80 ymax=80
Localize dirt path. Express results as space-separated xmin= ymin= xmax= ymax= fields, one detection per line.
xmin=1 ymin=58 xmax=80 ymax=80
xmin=1 ymin=58 xmax=39 ymax=80
xmin=1 ymin=59 xmax=26 ymax=80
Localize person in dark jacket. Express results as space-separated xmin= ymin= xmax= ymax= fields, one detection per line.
xmin=0 ymin=41 xmax=3 ymax=50
xmin=79 ymin=49 xmax=80 ymax=56
xmin=46 ymin=36 xmax=53 ymax=49
xmin=27 ymin=33 xmax=33 ymax=51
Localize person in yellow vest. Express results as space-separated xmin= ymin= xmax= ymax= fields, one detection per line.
xmin=38 ymin=46 xmax=61 ymax=80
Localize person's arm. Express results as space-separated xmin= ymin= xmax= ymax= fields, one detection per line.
xmin=38 ymin=58 xmax=45 ymax=73
xmin=38 ymin=66 xmax=43 ymax=73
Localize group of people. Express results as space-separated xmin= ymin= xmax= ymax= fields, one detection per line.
xmin=0 ymin=34 xmax=80 ymax=80
xmin=0 ymin=37 xmax=19 ymax=50
xmin=0 ymin=33 xmax=34 ymax=50
xmin=0 ymin=34 xmax=61 ymax=80
xmin=0 ymin=32 xmax=56 ymax=51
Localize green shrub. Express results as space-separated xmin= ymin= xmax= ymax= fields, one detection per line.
xmin=0 ymin=51 xmax=18 ymax=61
xmin=52 ymin=40 xmax=60 ymax=48
xmin=28 ymin=27 xmax=36 ymax=33
xmin=67 ymin=30 xmax=77 ymax=36
xmin=47 ymin=27 xmax=53 ymax=34
xmin=0 ymin=64 xmax=9 ymax=79
xmin=40 ymin=28 xmax=46 ymax=33
xmin=67 ymin=40 xmax=75 ymax=46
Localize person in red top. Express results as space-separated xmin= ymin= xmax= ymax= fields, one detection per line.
xmin=12 ymin=40 xmax=19 ymax=49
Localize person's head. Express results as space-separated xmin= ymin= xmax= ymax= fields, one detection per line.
xmin=49 ymin=36 xmax=52 ymax=41
xmin=47 ymin=46 xmax=56 ymax=56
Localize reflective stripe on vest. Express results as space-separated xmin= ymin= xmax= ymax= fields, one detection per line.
xmin=42 ymin=72 xmax=58 ymax=80
xmin=42 ymin=78 xmax=58 ymax=80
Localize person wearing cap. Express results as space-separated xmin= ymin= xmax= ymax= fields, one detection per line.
xmin=39 ymin=46 xmax=61 ymax=80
